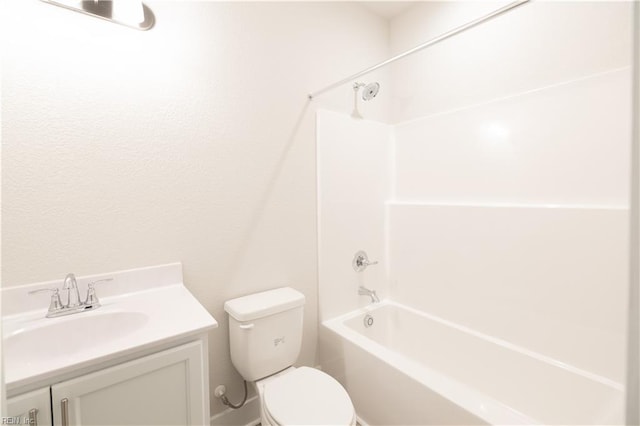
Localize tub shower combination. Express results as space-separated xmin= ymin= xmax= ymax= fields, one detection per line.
xmin=312 ymin=0 xmax=630 ymax=424
xmin=319 ymin=200 xmax=627 ymax=425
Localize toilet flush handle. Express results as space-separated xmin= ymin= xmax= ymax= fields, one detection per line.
xmin=239 ymin=323 xmax=254 ymax=330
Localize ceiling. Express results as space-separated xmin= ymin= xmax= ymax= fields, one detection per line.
xmin=359 ymin=2 xmax=417 ymax=20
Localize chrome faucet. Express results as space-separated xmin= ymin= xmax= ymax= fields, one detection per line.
xmin=29 ymin=274 xmax=113 ymax=318
xmin=63 ymin=273 xmax=82 ymax=307
xmin=358 ymin=285 xmax=380 ymax=303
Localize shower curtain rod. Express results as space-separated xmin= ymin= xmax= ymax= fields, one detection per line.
xmin=308 ymin=0 xmax=530 ymax=100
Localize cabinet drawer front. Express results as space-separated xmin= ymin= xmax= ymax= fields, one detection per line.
xmin=52 ymin=341 xmax=206 ymax=426
xmin=7 ymin=387 xmax=53 ymax=426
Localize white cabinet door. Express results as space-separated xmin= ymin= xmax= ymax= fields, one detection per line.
xmin=7 ymin=387 xmax=52 ymax=426
xmin=52 ymin=341 xmax=207 ymax=426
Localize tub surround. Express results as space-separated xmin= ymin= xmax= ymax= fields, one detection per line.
xmin=316 ymin=7 xmax=630 ymax=420
xmin=317 ymin=98 xmax=629 ymax=424
xmin=389 ymin=203 xmax=628 ymax=384
xmin=392 ymin=68 xmax=630 ymax=205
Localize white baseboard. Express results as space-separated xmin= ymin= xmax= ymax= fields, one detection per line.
xmin=210 ymin=395 xmax=260 ymax=426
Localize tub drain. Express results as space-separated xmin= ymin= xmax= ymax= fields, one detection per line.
xmin=364 ymin=314 xmax=374 ymax=328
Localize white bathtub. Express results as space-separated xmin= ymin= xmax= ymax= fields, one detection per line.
xmin=321 ymin=301 xmax=624 ymax=425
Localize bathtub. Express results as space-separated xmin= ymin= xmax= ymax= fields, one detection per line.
xmin=321 ymin=301 xmax=624 ymax=425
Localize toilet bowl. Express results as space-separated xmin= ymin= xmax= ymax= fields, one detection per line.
xmin=224 ymin=287 xmax=356 ymax=426
xmin=256 ymin=367 xmax=355 ymax=426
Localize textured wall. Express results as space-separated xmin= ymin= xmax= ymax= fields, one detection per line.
xmin=1 ymin=0 xmax=389 ymax=418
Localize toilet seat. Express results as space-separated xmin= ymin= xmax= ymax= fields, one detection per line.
xmin=263 ymin=367 xmax=355 ymax=425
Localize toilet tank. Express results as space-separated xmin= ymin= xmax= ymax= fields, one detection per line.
xmin=224 ymin=287 xmax=305 ymax=381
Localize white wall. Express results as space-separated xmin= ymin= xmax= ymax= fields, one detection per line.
xmin=1 ymin=1 xmax=390 ymax=419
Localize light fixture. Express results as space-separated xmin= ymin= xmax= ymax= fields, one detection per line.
xmin=41 ymin=0 xmax=155 ymax=31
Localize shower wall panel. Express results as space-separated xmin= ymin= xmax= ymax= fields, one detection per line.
xmin=393 ymin=68 xmax=631 ymax=206
xmin=317 ymin=110 xmax=392 ymax=320
xmin=388 ymin=202 xmax=628 ymax=384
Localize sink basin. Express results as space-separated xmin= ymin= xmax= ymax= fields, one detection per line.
xmin=4 ymin=311 xmax=149 ymax=367
xmin=2 ymin=263 xmax=218 ymax=392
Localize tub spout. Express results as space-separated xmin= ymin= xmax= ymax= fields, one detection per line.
xmin=358 ymin=286 xmax=380 ymax=303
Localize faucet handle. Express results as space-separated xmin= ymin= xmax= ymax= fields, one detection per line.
xmin=28 ymin=287 xmax=60 ymax=295
xmin=352 ymin=250 xmax=379 ymax=272
xmin=85 ymin=278 xmax=113 ymax=306
xmin=88 ymin=278 xmax=113 ymax=286
xmin=28 ymin=288 xmax=64 ymax=313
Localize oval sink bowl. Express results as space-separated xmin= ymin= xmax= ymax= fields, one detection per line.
xmin=5 ymin=311 xmax=149 ymax=366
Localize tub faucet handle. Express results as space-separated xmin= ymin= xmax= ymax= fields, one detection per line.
xmin=352 ymin=250 xmax=378 ymax=272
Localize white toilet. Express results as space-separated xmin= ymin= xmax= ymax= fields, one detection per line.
xmin=224 ymin=287 xmax=356 ymax=426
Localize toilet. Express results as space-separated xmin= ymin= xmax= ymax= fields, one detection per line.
xmin=224 ymin=287 xmax=356 ymax=426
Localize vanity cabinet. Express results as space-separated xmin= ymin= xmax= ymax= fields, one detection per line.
xmin=7 ymin=387 xmax=53 ymax=426
xmin=8 ymin=340 xmax=208 ymax=426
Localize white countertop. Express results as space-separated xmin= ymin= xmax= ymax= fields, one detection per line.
xmin=2 ymin=263 xmax=217 ymax=392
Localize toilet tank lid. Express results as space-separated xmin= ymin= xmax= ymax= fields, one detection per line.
xmin=224 ymin=287 xmax=305 ymax=322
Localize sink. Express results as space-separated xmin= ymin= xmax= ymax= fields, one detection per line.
xmin=2 ymin=263 xmax=218 ymax=391
xmin=4 ymin=311 xmax=149 ymax=365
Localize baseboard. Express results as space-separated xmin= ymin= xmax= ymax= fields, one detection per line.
xmin=210 ymin=395 xmax=260 ymax=426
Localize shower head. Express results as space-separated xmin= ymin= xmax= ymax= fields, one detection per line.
xmin=354 ymin=82 xmax=380 ymax=101
xmin=361 ymin=82 xmax=380 ymax=101
xmin=351 ymin=81 xmax=380 ymax=119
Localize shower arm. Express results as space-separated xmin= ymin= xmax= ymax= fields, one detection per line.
xmin=352 ymin=84 xmax=363 ymax=119
xmin=307 ymin=0 xmax=530 ymax=100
